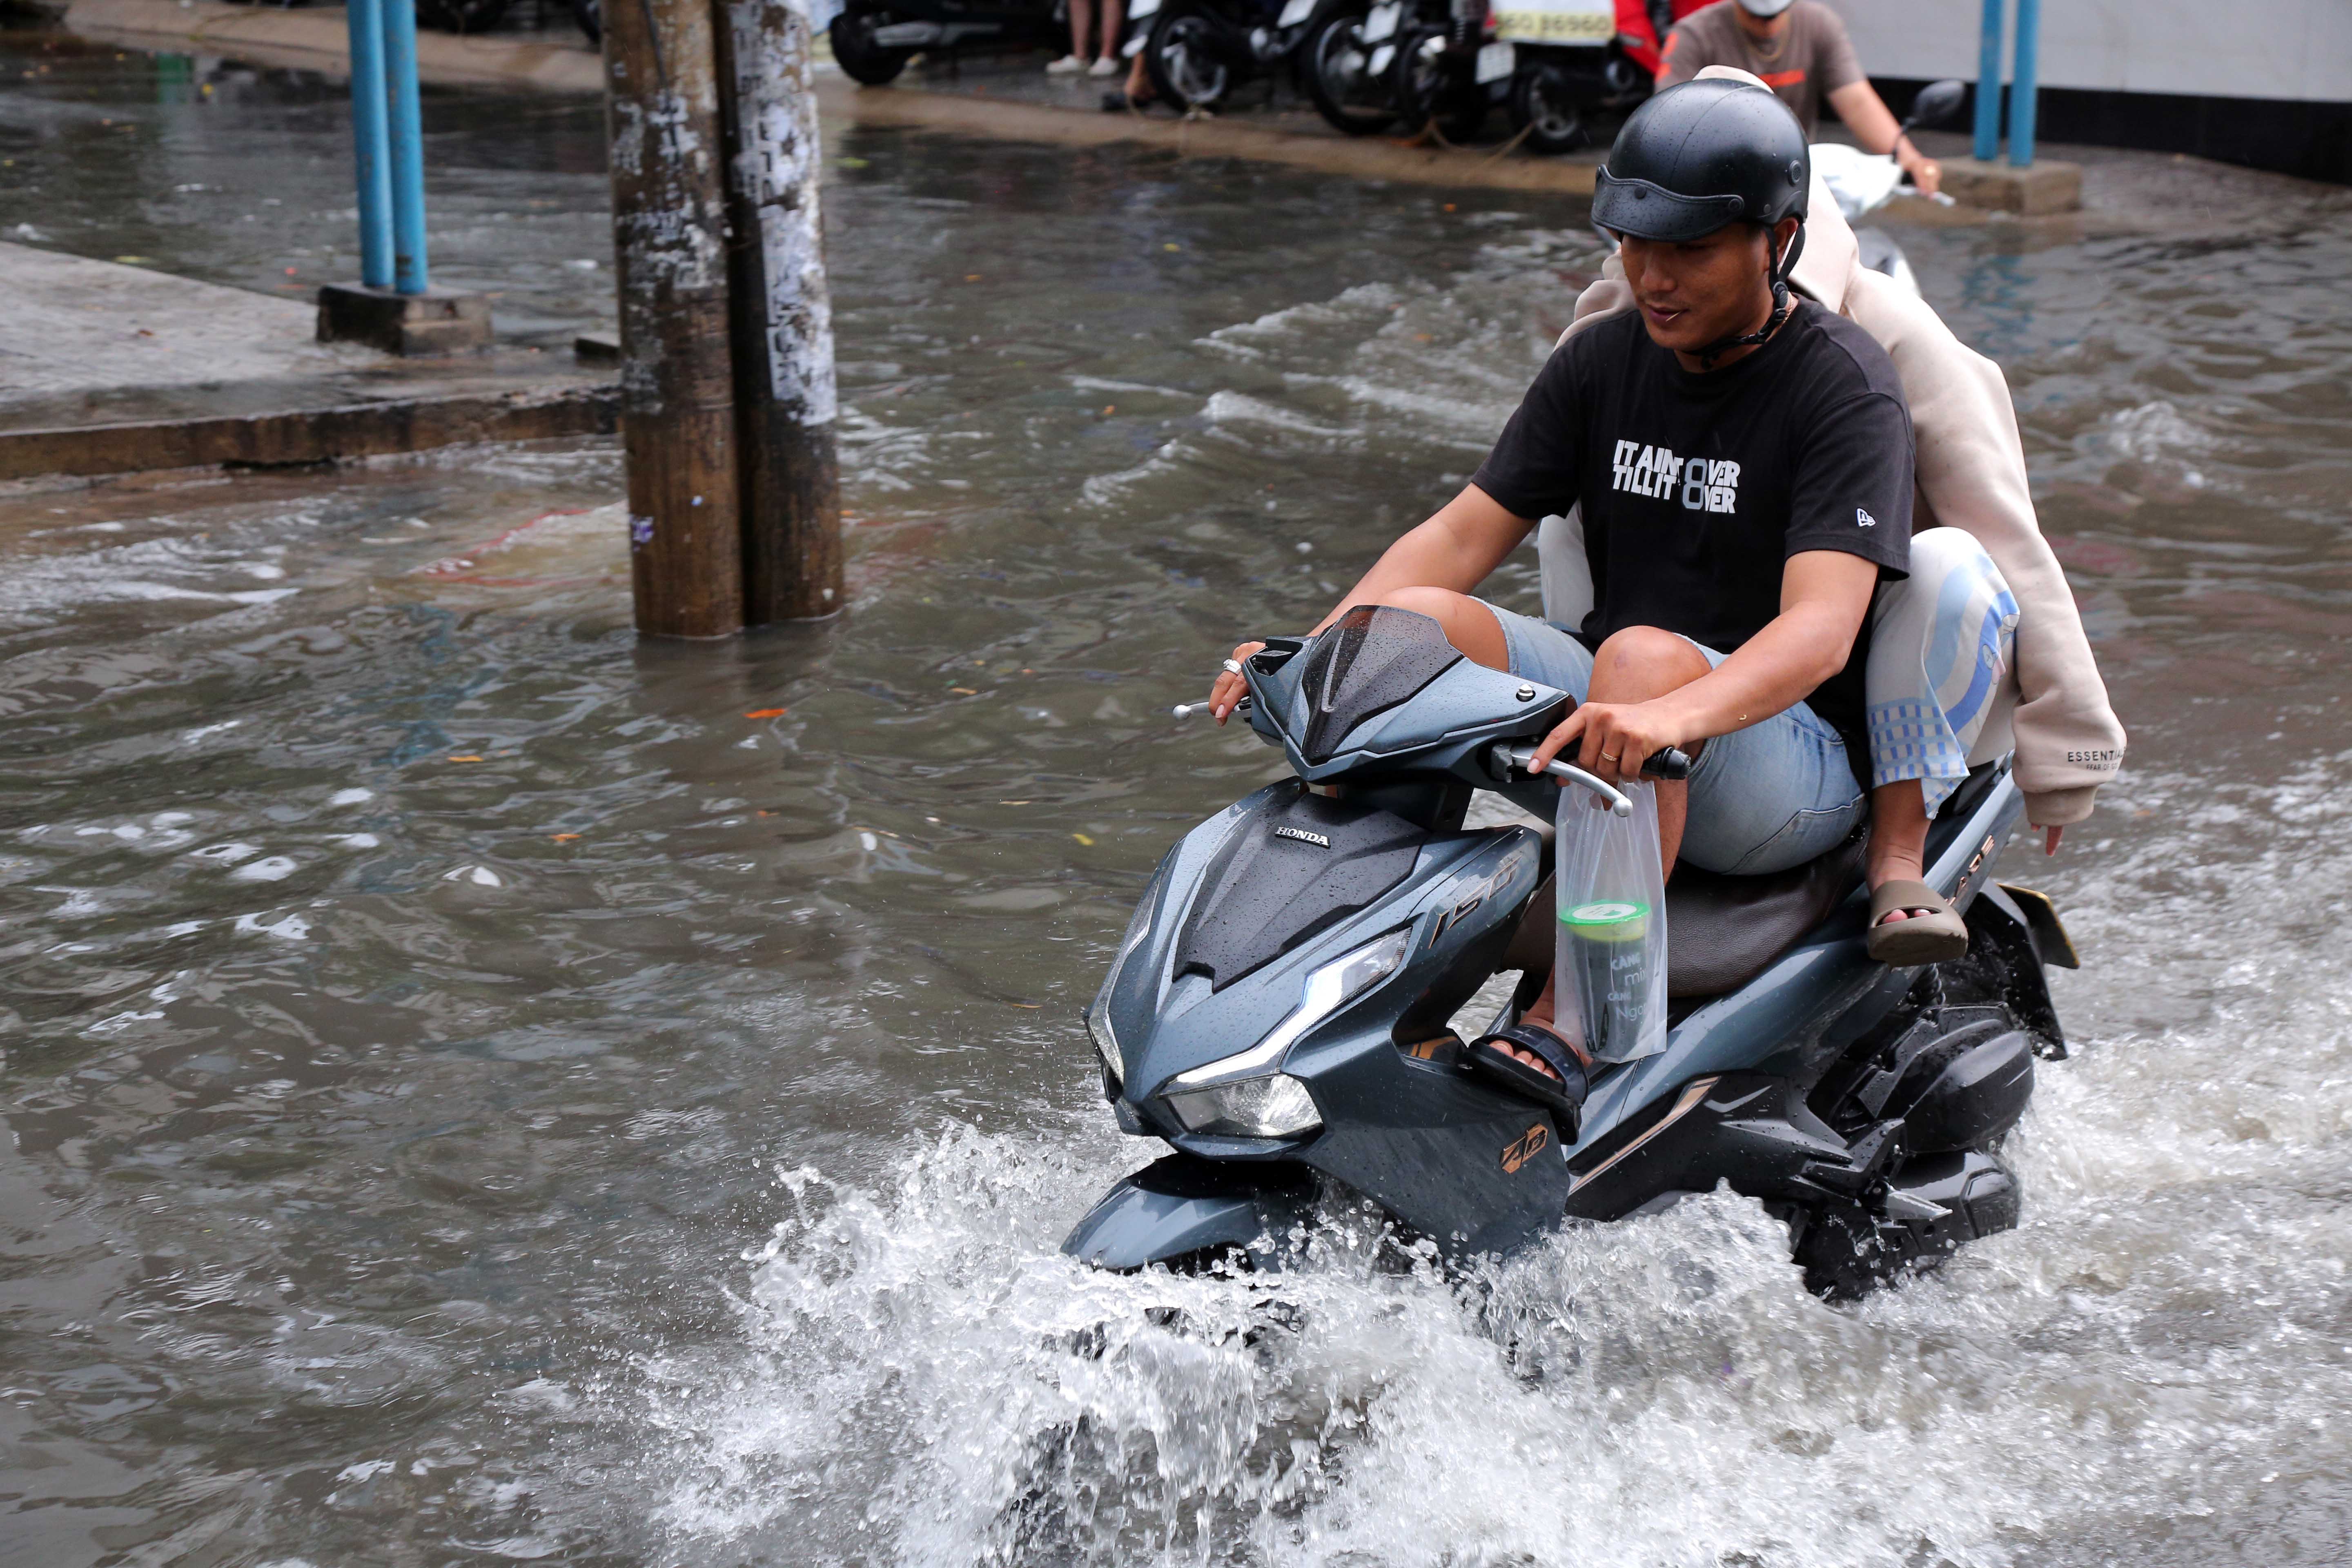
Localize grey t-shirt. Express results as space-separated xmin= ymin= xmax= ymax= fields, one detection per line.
xmin=1657 ymin=0 xmax=1866 ymax=137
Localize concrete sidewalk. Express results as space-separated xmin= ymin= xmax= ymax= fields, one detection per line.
xmin=65 ymin=0 xmax=1608 ymax=196
xmin=0 ymin=244 xmax=615 ymax=482
xmin=63 ymin=0 xmax=607 ymax=91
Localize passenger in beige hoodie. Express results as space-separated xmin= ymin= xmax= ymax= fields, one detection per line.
xmin=1544 ymin=65 xmax=2125 ymax=913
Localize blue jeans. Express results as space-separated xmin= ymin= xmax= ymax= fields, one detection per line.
xmin=1484 ymin=604 xmax=1866 ymax=875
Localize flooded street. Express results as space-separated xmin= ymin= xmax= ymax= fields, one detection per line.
xmin=6 ymin=30 xmax=2352 ymax=1568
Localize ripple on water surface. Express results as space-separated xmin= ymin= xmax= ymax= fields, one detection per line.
xmin=3 ymin=93 xmax=2352 ymax=1567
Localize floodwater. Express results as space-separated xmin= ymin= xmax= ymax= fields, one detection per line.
xmin=7 ymin=27 xmax=2352 ymax=1568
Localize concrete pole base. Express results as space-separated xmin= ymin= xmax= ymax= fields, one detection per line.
xmin=316 ymin=282 xmax=493 ymax=355
xmin=1936 ymin=158 xmax=2083 ymax=214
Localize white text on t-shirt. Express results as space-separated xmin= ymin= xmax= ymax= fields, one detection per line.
xmin=1610 ymin=441 xmax=1741 ymax=514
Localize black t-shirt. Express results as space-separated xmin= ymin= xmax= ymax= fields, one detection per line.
xmin=1470 ymin=300 xmax=1914 ymax=784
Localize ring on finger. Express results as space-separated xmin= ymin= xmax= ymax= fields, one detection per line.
xmin=1220 ymin=657 xmax=1244 ymax=675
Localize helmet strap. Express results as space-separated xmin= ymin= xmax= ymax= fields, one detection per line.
xmin=1695 ymin=223 xmax=1808 ymax=369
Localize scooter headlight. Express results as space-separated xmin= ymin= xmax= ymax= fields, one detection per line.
xmin=1151 ymin=927 xmax=1409 ymax=1138
xmin=1164 ymin=1073 xmax=1321 ymax=1138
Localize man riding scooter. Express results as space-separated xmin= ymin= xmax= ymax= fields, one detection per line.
xmin=1659 ymin=0 xmax=1944 ymax=196
xmin=1206 ymin=78 xmax=2123 ymax=1121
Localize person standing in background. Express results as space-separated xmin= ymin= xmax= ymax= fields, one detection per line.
xmin=1658 ymin=0 xmax=1943 ymax=196
xmin=1048 ymin=0 xmax=1127 ymax=77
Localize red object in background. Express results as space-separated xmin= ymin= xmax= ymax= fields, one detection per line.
xmin=1615 ymin=0 xmax=1710 ymax=80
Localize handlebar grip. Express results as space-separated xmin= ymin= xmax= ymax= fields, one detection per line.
xmin=1642 ymin=747 xmax=1693 ymax=780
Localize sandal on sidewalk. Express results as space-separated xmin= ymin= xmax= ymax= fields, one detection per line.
xmin=1463 ymin=1022 xmax=1591 ymax=1128
xmin=1866 ymin=879 xmax=1970 ymax=966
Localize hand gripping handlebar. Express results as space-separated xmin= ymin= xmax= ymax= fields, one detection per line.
xmin=1490 ymin=743 xmax=1692 ymax=818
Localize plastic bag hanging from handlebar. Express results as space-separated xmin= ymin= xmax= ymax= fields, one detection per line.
xmin=1554 ymin=779 xmax=1669 ymax=1065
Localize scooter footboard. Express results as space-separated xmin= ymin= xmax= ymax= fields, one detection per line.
xmin=1062 ymin=1155 xmax=1317 ymax=1272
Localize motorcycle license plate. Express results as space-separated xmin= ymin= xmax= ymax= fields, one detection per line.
xmin=1492 ymin=0 xmax=1613 ymax=45
xmin=1475 ymin=40 xmax=1515 ymax=84
xmin=1129 ymin=0 xmax=1161 ymax=16
xmin=1278 ymin=0 xmax=1314 ymax=25
xmin=1362 ymin=1 xmax=1400 ymax=43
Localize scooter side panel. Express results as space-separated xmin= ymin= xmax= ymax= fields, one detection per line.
xmin=1560 ymin=1073 xmax=1851 ymax=1221
xmin=1298 ymin=1044 xmax=1574 ymax=1253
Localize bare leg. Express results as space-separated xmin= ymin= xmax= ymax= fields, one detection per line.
xmin=1357 ymin=584 xmax=1515 ymax=670
xmin=1866 ymin=778 xmax=1939 ymax=926
xmin=1069 ymin=0 xmax=1093 ymax=65
xmin=1101 ymin=0 xmax=1124 ymax=60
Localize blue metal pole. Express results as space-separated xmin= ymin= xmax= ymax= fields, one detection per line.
xmin=343 ymin=0 xmax=393 ymax=290
xmin=2009 ymin=0 xmax=2040 ymax=167
xmin=1973 ymin=0 xmax=2005 ymax=163
xmin=379 ymin=0 xmax=430 ymax=294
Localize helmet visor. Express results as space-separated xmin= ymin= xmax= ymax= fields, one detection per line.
xmin=1591 ymin=170 xmax=1748 ymax=243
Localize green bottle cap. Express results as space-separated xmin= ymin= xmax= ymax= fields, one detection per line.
xmin=1559 ymin=899 xmax=1650 ymax=941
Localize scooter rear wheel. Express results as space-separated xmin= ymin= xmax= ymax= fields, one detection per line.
xmin=828 ymin=9 xmax=918 ymax=87
xmin=1391 ymin=26 xmax=1486 ymax=144
xmin=1302 ymin=8 xmax=1399 ymax=136
xmin=1145 ymin=6 xmax=1234 ymax=110
xmin=1507 ymin=61 xmax=1590 ymax=155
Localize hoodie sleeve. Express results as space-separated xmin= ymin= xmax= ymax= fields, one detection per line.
xmin=1841 ymin=269 xmax=2126 ymax=824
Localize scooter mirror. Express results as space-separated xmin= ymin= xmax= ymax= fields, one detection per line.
xmin=1904 ymin=79 xmax=1967 ymax=133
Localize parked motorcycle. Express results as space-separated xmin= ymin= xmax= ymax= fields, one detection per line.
xmin=828 ymin=0 xmax=1069 ymax=87
xmin=1064 ymin=605 xmax=2071 ymax=1298
xmin=1494 ymin=0 xmax=1650 ymax=152
xmin=1299 ymin=0 xmax=1420 ymax=136
xmin=1392 ymin=0 xmax=1646 ymax=149
xmin=416 ymin=0 xmax=511 ymax=32
xmin=1389 ymin=0 xmax=1496 ymax=141
xmin=1130 ymin=0 xmax=1323 ymax=112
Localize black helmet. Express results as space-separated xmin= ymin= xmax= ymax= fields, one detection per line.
xmin=1592 ymin=78 xmax=1810 ymax=243
xmin=1592 ymin=78 xmax=1811 ymax=363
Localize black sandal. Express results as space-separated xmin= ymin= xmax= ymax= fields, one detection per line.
xmin=1463 ymin=1022 xmax=1592 ymax=1129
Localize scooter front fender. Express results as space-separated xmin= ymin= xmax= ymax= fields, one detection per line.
xmin=1062 ymin=1155 xmax=1316 ymax=1272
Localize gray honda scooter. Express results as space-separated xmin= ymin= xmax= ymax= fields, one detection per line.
xmin=1064 ymin=605 xmax=2075 ymax=1297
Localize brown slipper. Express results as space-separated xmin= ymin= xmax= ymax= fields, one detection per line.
xmin=1866 ymin=878 xmax=1970 ymax=965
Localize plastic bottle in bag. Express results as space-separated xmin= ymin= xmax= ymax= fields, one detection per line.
xmin=1554 ymin=779 xmax=1669 ymax=1064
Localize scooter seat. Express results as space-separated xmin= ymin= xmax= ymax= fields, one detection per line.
xmin=1500 ymin=833 xmax=1866 ymax=1000
xmin=1662 ymin=835 xmax=1866 ymax=998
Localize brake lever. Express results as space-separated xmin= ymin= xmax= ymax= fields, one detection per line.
xmin=1172 ymin=696 xmax=1251 ymax=719
xmin=1492 ymin=744 xmax=1633 ymax=817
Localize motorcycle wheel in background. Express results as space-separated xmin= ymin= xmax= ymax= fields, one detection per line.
xmin=829 ymin=6 xmax=920 ymax=85
xmin=1506 ymin=58 xmax=1587 ymax=153
xmin=572 ymin=0 xmax=599 ymax=45
xmin=1145 ymin=3 xmax=1235 ymax=110
xmin=1392 ymin=24 xmax=1484 ymax=142
xmin=1302 ymin=2 xmax=1400 ymax=136
xmin=415 ymin=0 xmax=511 ymax=31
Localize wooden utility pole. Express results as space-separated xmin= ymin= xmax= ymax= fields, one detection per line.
xmin=717 ymin=0 xmax=845 ymax=623
xmin=600 ymin=0 xmax=744 ymax=638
